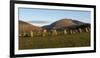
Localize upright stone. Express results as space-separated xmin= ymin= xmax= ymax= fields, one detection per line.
xmin=70 ymin=30 xmax=73 ymax=34
xmin=30 ymin=31 xmax=34 ymax=37
xmin=42 ymin=29 xmax=47 ymax=37
xmin=52 ymin=29 xmax=57 ymax=36
xmin=79 ymin=28 xmax=82 ymax=33
xmin=85 ymin=27 xmax=89 ymax=32
xmin=64 ymin=29 xmax=67 ymax=34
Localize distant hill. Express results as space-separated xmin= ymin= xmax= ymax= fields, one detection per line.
xmin=42 ymin=18 xmax=85 ymax=30
xmin=19 ymin=18 xmax=90 ymax=33
xmin=19 ymin=20 xmax=42 ymax=33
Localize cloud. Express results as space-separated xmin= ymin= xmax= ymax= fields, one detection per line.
xmin=28 ymin=21 xmax=49 ymax=24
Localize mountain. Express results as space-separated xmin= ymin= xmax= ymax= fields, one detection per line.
xmin=19 ymin=20 xmax=42 ymax=33
xmin=42 ymin=19 xmax=85 ymax=30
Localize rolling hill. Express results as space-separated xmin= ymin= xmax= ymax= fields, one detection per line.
xmin=19 ymin=18 xmax=90 ymax=32
xmin=19 ymin=20 xmax=42 ymax=33
xmin=42 ymin=18 xmax=85 ymax=30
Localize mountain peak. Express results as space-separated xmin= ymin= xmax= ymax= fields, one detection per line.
xmin=42 ymin=18 xmax=84 ymax=30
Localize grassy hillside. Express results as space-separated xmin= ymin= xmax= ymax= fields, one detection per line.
xmin=19 ymin=32 xmax=90 ymax=50
xmin=42 ymin=19 xmax=85 ymax=30
xmin=19 ymin=20 xmax=42 ymax=33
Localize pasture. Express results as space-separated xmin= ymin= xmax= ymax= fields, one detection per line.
xmin=19 ymin=32 xmax=90 ymax=50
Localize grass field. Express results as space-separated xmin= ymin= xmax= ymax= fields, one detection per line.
xmin=19 ymin=32 xmax=90 ymax=50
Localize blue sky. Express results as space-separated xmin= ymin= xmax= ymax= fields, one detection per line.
xmin=19 ymin=8 xmax=91 ymax=27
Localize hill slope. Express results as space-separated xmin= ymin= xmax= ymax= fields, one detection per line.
xmin=42 ymin=19 xmax=84 ymax=30
xmin=19 ymin=20 xmax=42 ymax=33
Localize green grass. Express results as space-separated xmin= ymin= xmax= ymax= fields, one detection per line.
xmin=19 ymin=32 xmax=90 ymax=50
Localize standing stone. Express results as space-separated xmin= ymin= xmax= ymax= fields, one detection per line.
xmin=64 ymin=29 xmax=67 ymax=35
xmin=88 ymin=27 xmax=90 ymax=32
xmin=79 ymin=28 xmax=82 ymax=33
xmin=30 ymin=31 xmax=34 ymax=37
xmin=52 ymin=29 xmax=57 ymax=36
xmin=85 ymin=27 xmax=89 ymax=32
xmin=42 ymin=29 xmax=47 ymax=37
xmin=23 ymin=32 xmax=27 ymax=37
xmin=70 ymin=30 xmax=73 ymax=34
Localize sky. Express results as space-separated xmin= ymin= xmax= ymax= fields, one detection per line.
xmin=19 ymin=8 xmax=91 ymax=27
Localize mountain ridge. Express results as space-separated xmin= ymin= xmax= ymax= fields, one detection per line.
xmin=19 ymin=18 xmax=90 ymax=32
xmin=42 ymin=18 xmax=86 ymax=30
